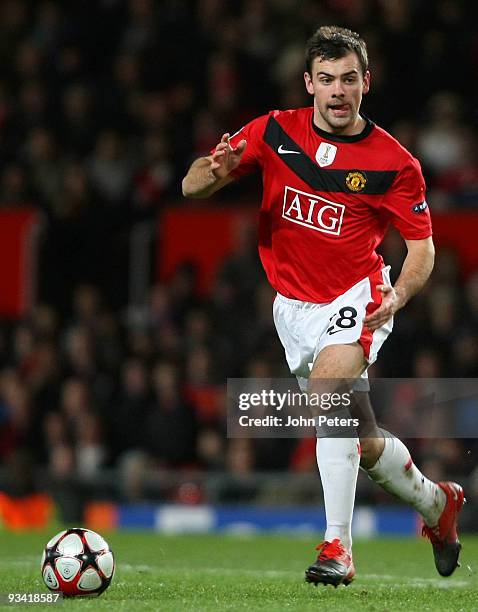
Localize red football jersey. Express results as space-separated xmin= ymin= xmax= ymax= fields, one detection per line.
xmin=227 ymin=107 xmax=432 ymax=303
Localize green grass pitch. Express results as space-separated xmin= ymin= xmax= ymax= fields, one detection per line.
xmin=0 ymin=530 xmax=477 ymax=611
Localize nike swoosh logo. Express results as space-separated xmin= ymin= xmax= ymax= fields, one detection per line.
xmin=278 ymin=145 xmax=301 ymax=155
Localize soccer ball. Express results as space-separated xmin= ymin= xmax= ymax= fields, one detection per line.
xmin=41 ymin=528 xmax=115 ymax=597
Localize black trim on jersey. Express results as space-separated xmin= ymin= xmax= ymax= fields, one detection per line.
xmin=311 ymin=114 xmax=374 ymax=143
xmin=263 ymin=116 xmax=397 ymax=195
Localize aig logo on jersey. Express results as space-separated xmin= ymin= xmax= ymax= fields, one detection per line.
xmin=282 ymin=186 xmax=345 ymax=236
xmin=315 ymin=142 xmax=337 ymax=167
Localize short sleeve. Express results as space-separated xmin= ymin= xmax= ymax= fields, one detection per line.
xmin=381 ymin=156 xmax=432 ymax=239
xmin=211 ymin=114 xmax=269 ymax=179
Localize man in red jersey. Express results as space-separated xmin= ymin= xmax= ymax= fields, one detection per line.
xmin=182 ymin=26 xmax=463 ymax=586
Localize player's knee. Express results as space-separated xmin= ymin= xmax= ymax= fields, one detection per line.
xmin=359 ymin=436 xmax=385 ymax=469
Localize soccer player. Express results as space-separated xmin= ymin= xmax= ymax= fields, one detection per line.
xmin=182 ymin=26 xmax=464 ymax=586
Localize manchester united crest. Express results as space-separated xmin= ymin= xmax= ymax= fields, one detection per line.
xmin=345 ymin=171 xmax=367 ymax=192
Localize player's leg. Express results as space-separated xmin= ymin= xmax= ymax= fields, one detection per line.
xmin=355 ymin=390 xmax=464 ymax=576
xmin=301 ymin=272 xmax=384 ymax=586
xmin=347 ymin=390 xmax=384 ymax=464
xmin=357 ymin=393 xmax=446 ymax=525
xmin=305 ymin=342 xmax=365 ymax=587
xmin=310 ymin=343 xmax=364 ymax=553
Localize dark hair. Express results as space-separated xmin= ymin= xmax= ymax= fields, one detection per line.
xmin=305 ymin=26 xmax=368 ymax=76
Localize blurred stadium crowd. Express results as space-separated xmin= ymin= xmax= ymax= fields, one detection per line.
xmin=0 ymin=0 xmax=478 ymax=513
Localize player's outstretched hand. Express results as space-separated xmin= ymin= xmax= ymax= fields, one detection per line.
xmin=364 ymin=284 xmax=399 ymax=331
xmin=210 ymin=133 xmax=247 ymax=179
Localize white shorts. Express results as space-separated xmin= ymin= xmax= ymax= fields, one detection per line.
xmin=272 ymin=267 xmax=393 ymax=392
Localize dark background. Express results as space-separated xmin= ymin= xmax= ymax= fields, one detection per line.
xmin=0 ymin=0 xmax=477 ymax=521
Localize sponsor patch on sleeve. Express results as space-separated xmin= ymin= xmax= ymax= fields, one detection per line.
xmin=412 ymin=201 xmax=428 ymax=213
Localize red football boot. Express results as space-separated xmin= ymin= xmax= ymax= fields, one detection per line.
xmin=422 ymin=481 xmax=465 ymax=577
xmin=305 ymin=539 xmax=355 ymax=587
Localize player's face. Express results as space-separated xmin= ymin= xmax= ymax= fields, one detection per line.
xmin=304 ymin=52 xmax=370 ymax=135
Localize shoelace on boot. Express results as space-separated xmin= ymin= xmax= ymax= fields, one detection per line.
xmin=315 ymin=538 xmax=347 ymax=561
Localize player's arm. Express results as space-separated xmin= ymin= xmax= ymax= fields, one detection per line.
xmin=182 ymin=133 xmax=247 ymax=199
xmin=364 ymin=236 xmax=435 ymax=331
xmin=393 ymin=236 xmax=435 ymax=309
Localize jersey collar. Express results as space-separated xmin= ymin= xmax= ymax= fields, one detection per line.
xmin=311 ymin=113 xmax=375 ymax=143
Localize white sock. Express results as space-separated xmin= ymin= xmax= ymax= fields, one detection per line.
xmin=365 ymin=431 xmax=445 ymax=526
xmin=316 ymin=437 xmax=360 ymax=552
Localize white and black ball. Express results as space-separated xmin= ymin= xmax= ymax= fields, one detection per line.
xmin=41 ymin=528 xmax=115 ymax=597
